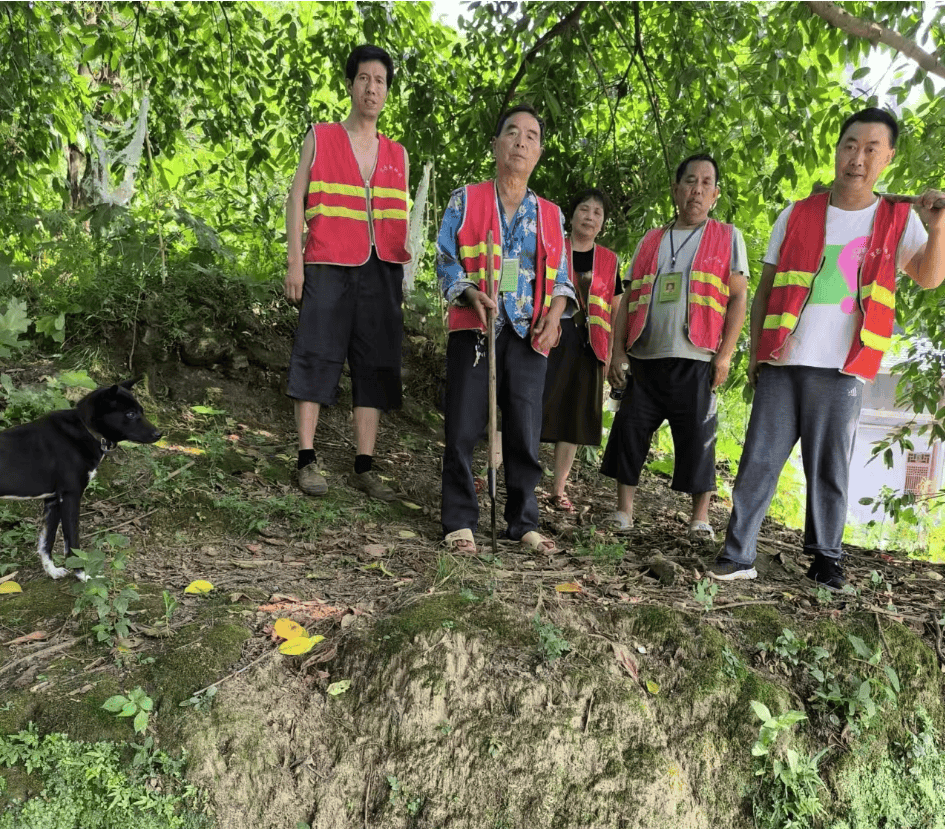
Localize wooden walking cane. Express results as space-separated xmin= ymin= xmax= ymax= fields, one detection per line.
xmin=486 ymin=230 xmax=499 ymax=556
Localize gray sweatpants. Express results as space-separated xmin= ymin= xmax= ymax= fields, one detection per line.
xmin=723 ymin=365 xmax=863 ymax=566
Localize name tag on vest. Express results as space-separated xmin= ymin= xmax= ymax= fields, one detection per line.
xmin=499 ymin=257 xmax=519 ymax=293
xmin=658 ymin=272 xmax=682 ymax=303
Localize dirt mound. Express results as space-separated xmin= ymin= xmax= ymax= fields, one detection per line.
xmin=185 ymin=597 xmax=748 ymax=829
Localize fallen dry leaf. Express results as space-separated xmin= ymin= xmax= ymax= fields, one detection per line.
xmin=611 ymin=642 xmax=639 ymax=680
xmin=5 ymin=630 xmax=50 ymax=647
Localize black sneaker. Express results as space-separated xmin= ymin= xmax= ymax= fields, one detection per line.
xmin=806 ymin=554 xmax=847 ymax=592
xmin=708 ymin=558 xmax=757 ymax=581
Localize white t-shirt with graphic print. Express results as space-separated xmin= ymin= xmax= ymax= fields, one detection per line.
xmin=763 ymin=199 xmax=927 ymax=371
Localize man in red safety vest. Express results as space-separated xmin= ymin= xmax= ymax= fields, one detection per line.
xmin=710 ymin=107 xmax=944 ymax=589
xmin=435 ymin=104 xmax=576 ymax=555
xmin=284 ymin=44 xmax=411 ymax=502
xmin=602 ymin=154 xmax=749 ymax=543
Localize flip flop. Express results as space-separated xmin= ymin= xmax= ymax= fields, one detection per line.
xmin=519 ymin=530 xmax=557 ymax=554
xmin=443 ymin=528 xmax=478 ymax=555
xmin=606 ymin=511 xmax=633 ymax=531
xmin=688 ymin=521 xmax=716 ymax=543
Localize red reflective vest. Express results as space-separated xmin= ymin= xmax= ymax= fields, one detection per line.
xmin=450 ymin=181 xmax=565 ymax=356
xmin=756 ymin=192 xmax=911 ymax=381
xmin=624 ymin=220 xmax=735 ymax=352
xmin=566 ymin=240 xmax=618 ymax=364
xmin=303 ymin=122 xmax=410 ymax=266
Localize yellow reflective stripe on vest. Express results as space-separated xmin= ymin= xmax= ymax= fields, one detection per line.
xmin=763 ymin=312 xmax=798 ymax=331
xmin=308 ymin=181 xmax=366 ymax=198
xmin=543 ymin=293 xmax=552 ymax=308
xmin=371 ymin=185 xmax=408 ymax=201
xmin=629 ymin=274 xmax=656 ymax=293
xmin=372 ymin=208 xmax=409 ymax=220
xmin=860 ymin=328 xmax=891 ymax=351
xmin=588 ymin=294 xmax=611 ymax=315
xmin=459 ymin=242 xmax=503 ymax=260
xmin=772 ymin=270 xmax=815 ymax=290
xmin=304 ymin=203 xmax=368 ymax=222
xmin=688 ymin=292 xmax=726 ymax=316
xmin=690 ymin=270 xmax=730 ymax=297
xmin=627 ymin=293 xmax=653 ymax=315
xmin=860 ymin=281 xmax=895 ymax=311
xmin=588 ymin=313 xmax=611 ymax=333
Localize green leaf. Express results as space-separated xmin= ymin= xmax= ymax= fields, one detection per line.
xmin=133 ymin=710 xmax=149 ymax=734
xmin=102 ymin=695 xmax=127 ymax=713
xmin=750 ymin=700 xmax=772 ymax=723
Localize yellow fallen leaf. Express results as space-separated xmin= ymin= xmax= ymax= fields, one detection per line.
xmin=184 ymin=580 xmax=214 ymax=594
xmin=555 ymin=582 xmax=583 ymax=593
xmin=274 ymin=618 xmax=308 ymax=640
xmin=397 ymin=530 xmax=416 ymax=539
xmin=646 ymin=680 xmax=660 ymax=695
xmin=0 ymin=582 xmax=22 ymax=595
xmin=327 ymin=679 xmax=351 ymax=696
xmin=154 ymin=440 xmax=204 ymax=456
xmin=399 ymin=501 xmax=422 ymax=510
xmin=279 ymin=636 xmax=316 ymax=655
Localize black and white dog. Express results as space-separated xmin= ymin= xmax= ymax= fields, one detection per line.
xmin=0 ymin=379 xmax=161 ymax=579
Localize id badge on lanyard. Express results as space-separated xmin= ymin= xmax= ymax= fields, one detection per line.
xmin=658 ymin=272 xmax=683 ymax=303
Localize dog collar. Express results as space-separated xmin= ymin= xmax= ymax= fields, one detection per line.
xmin=85 ymin=425 xmax=116 ymax=452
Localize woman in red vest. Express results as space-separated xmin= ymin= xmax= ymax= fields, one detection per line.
xmin=540 ymin=188 xmax=620 ymax=512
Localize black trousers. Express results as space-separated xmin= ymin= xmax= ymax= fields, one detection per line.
xmin=600 ymin=357 xmax=717 ymax=493
xmin=441 ymin=328 xmax=547 ymax=540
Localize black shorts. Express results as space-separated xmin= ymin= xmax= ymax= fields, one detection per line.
xmin=599 ymin=357 xmax=717 ymax=493
xmin=286 ymin=252 xmax=403 ymax=411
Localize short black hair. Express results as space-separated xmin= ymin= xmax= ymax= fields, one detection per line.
xmin=675 ymin=154 xmax=720 ymax=185
xmin=838 ymin=107 xmax=899 ymax=148
xmin=494 ymin=103 xmax=545 ymax=143
xmin=569 ymin=187 xmax=610 ymax=223
xmin=346 ymin=44 xmax=394 ymax=88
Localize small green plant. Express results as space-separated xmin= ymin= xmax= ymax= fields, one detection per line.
xmin=387 ymin=775 xmax=424 ymax=817
xmin=179 ymin=685 xmax=218 ymax=713
xmin=692 ymin=578 xmax=718 ymax=612
xmin=102 ymin=687 xmax=154 ymax=734
xmin=161 ymin=589 xmax=179 ymax=629
xmin=533 ymin=613 xmax=572 ymax=663
xmin=807 ymin=634 xmax=899 ymax=735
xmin=750 ymin=701 xmax=828 ymax=829
xmin=758 ymin=627 xmax=805 ymax=668
xmin=68 ymin=534 xmax=139 ymax=647
xmin=721 ymin=645 xmax=745 ymax=680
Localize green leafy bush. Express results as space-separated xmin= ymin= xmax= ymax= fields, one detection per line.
xmin=0 ymin=724 xmax=212 ymax=829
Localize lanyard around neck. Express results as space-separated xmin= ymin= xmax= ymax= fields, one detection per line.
xmin=669 ymin=221 xmax=705 ymax=269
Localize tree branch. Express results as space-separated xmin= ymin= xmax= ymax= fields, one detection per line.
xmin=603 ymin=3 xmax=673 ymax=195
xmin=805 ymin=1 xmax=945 ymax=81
xmin=496 ymin=2 xmax=589 ymax=118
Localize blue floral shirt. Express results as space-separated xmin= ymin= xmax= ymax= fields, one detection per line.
xmin=436 ymin=184 xmax=575 ymax=339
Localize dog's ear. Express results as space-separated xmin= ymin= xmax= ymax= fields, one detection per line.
xmin=119 ymin=377 xmax=142 ymax=390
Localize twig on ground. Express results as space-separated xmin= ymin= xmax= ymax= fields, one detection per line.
xmin=184 ymin=647 xmax=275 ymax=698
xmin=90 ymin=507 xmax=160 ymax=536
xmin=710 ymin=599 xmax=782 ymax=611
xmin=0 ymin=635 xmax=88 ymax=677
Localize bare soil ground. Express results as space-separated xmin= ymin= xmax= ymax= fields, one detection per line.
xmin=2 ymin=343 xmax=945 ymax=827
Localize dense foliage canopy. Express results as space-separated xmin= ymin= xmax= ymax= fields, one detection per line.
xmin=0 ymin=0 xmax=942 ymax=459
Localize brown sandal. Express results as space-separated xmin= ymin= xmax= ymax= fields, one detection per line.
xmin=443 ymin=529 xmax=478 ymax=555
xmin=519 ymin=530 xmax=557 ymax=554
